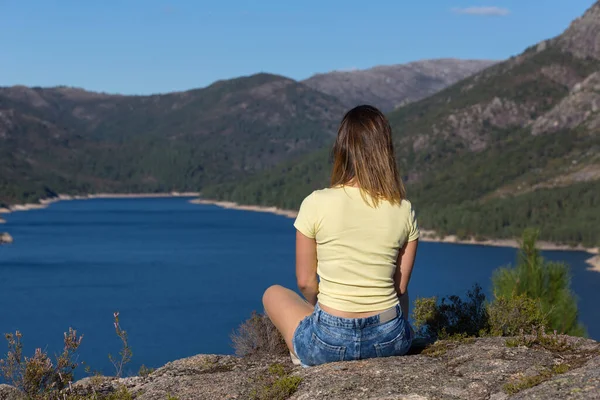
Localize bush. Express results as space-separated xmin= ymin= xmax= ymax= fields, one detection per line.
xmin=1 ymin=313 xmax=135 ymax=400
xmin=231 ymin=312 xmax=288 ymax=357
xmin=0 ymin=328 xmax=83 ymax=399
xmin=413 ymin=229 xmax=586 ymax=342
xmin=492 ymin=229 xmax=586 ymax=336
xmin=412 ymin=284 xmax=489 ymax=340
xmin=488 ymin=294 xmax=548 ymax=336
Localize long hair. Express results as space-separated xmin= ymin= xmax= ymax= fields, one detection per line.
xmin=330 ymin=105 xmax=406 ymax=206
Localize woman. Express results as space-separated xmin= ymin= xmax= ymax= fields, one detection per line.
xmin=263 ymin=105 xmax=419 ymax=367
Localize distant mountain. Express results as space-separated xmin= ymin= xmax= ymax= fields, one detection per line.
xmin=204 ymin=1 xmax=600 ymax=247
xmin=3 ymin=1 xmax=599 ymax=247
xmin=0 ymin=74 xmax=346 ymax=205
xmin=302 ymin=59 xmax=497 ymax=112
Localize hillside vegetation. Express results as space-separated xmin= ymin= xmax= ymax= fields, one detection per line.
xmin=1 ymin=2 xmax=600 ymax=246
xmin=0 ymin=74 xmax=346 ymax=205
xmin=203 ymin=1 xmax=600 ymax=247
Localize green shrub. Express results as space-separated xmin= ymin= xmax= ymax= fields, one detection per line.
xmin=492 ymin=229 xmax=586 ymax=336
xmin=138 ymin=364 xmax=155 ymax=378
xmin=249 ymin=363 xmax=302 ymax=400
xmin=488 ymin=294 xmax=548 ymax=336
xmin=412 ymin=284 xmax=489 ymax=340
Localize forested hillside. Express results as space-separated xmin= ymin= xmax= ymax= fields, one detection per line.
xmin=0 ymin=74 xmax=346 ymax=205
xmin=1 ymin=2 xmax=599 ymax=246
xmin=203 ymin=1 xmax=600 ymax=247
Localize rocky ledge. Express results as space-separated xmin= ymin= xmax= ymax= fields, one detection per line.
xmin=0 ymin=232 xmax=13 ymax=244
xmin=2 ymin=336 xmax=598 ymax=400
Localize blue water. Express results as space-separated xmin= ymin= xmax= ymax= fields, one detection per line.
xmin=0 ymin=198 xmax=598 ymax=377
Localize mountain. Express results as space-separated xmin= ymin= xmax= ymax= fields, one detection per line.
xmin=2 ymin=2 xmax=599 ymax=247
xmin=0 ymin=59 xmax=492 ymax=207
xmin=302 ymin=59 xmax=497 ymax=112
xmin=0 ymin=74 xmax=347 ymax=205
xmin=203 ymin=1 xmax=600 ymax=247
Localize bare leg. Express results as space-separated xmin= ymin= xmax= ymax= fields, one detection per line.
xmin=263 ymin=285 xmax=314 ymax=353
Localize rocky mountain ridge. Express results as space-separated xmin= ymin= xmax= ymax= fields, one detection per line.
xmin=0 ymin=58 xmax=494 ymax=208
xmin=202 ymin=0 xmax=600 ymax=247
xmin=302 ymin=59 xmax=497 ymax=112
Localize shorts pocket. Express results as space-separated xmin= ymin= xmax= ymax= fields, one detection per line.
xmin=373 ymin=322 xmax=411 ymax=358
xmin=309 ymin=333 xmax=346 ymax=364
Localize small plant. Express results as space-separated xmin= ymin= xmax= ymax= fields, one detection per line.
xmin=138 ymin=364 xmax=155 ymax=378
xmin=488 ymin=294 xmax=548 ymax=336
xmin=422 ymin=333 xmax=475 ymax=357
xmin=503 ymin=369 xmax=553 ymax=395
xmin=249 ymin=363 xmax=302 ymax=400
xmin=412 ymin=284 xmax=489 ymax=340
xmin=231 ymin=312 xmax=288 ymax=357
xmin=0 ymin=328 xmax=83 ymax=399
xmin=422 ymin=341 xmax=448 ymax=357
xmin=103 ymin=385 xmax=135 ymax=400
xmin=503 ymin=363 xmax=571 ymax=395
xmin=505 ymin=326 xmax=575 ymax=352
xmin=108 ymin=312 xmax=132 ymax=378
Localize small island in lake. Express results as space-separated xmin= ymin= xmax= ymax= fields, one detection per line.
xmin=0 ymin=232 xmax=13 ymax=244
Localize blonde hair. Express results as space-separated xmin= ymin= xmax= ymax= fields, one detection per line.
xmin=330 ymin=105 xmax=406 ymax=206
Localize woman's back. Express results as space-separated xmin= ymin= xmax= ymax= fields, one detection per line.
xmin=294 ymin=186 xmax=419 ymax=312
xmin=262 ymin=104 xmax=418 ymax=367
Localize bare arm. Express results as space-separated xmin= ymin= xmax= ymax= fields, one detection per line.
xmin=296 ymin=230 xmax=319 ymax=305
xmin=394 ymin=239 xmax=419 ymax=320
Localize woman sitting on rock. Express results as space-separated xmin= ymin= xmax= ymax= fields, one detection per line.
xmin=263 ymin=105 xmax=419 ymax=367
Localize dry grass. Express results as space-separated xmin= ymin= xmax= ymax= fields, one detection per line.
xmin=231 ymin=312 xmax=288 ymax=357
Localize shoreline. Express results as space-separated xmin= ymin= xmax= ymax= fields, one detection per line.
xmin=189 ymin=198 xmax=299 ymax=219
xmin=190 ymin=198 xmax=600 ymax=272
xmin=0 ymin=192 xmax=200 ymax=213
xmin=418 ymin=230 xmax=600 ymax=273
xmin=2 ymin=194 xmax=598 ymax=272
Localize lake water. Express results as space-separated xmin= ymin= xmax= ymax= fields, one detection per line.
xmin=0 ymin=197 xmax=598 ymax=377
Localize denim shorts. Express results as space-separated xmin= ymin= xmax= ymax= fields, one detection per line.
xmin=292 ymin=303 xmax=412 ymax=367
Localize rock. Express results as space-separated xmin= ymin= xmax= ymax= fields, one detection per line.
xmin=2 ymin=337 xmax=598 ymax=399
xmin=0 ymin=384 xmax=25 ymax=400
xmin=302 ymin=59 xmax=496 ymax=112
xmin=0 ymin=232 xmax=13 ymax=244
xmin=557 ymin=0 xmax=600 ymax=60
xmin=511 ymin=355 xmax=600 ymax=399
xmin=59 ymin=336 xmax=600 ymax=399
xmin=532 ymin=71 xmax=600 ymax=135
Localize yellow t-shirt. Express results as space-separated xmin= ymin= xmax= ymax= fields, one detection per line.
xmin=293 ymin=186 xmax=420 ymax=312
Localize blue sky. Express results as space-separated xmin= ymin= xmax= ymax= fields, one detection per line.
xmin=0 ymin=0 xmax=595 ymax=94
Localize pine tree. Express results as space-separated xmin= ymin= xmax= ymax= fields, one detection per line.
xmin=492 ymin=229 xmax=586 ymax=336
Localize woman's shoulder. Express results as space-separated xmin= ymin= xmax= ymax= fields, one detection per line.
xmin=400 ymin=198 xmax=414 ymax=209
xmin=304 ymin=187 xmax=338 ymax=199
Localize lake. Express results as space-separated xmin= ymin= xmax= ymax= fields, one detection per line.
xmin=0 ymin=197 xmax=598 ymax=377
